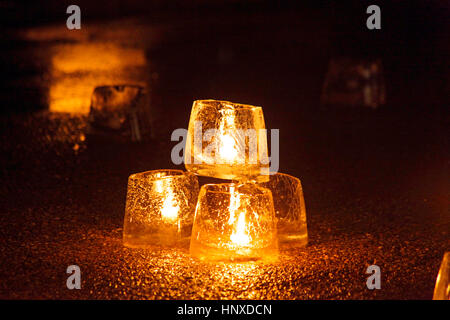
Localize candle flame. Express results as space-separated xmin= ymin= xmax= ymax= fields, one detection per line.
xmin=228 ymin=186 xmax=250 ymax=246
xmin=161 ymin=191 xmax=179 ymax=222
xmin=48 ymin=43 xmax=146 ymax=113
xmin=230 ymin=211 xmax=250 ymax=246
xmin=228 ymin=186 xmax=239 ymax=225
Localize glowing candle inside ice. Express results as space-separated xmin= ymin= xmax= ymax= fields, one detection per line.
xmin=161 ymin=192 xmax=179 ymax=222
xmin=123 ymin=169 xmax=199 ymax=248
xmin=230 ymin=211 xmax=250 ymax=246
xmin=219 ymin=134 xmax=239 ymax=162
xmin=189 ymin=183 xmax=278 ymax=261
xmin=227 ymin=186 xmax=250 ymax=246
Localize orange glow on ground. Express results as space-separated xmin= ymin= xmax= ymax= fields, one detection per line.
xmin=160 ymin=191 xmax=180 ymax=222
xmin=49 ymin=43 xmax=147 ymax=114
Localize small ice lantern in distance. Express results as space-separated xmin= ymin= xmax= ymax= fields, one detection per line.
xmin=190 ymin=183 xmax=278 ymax=262
xmin=88 ymin=85 xmax=152 ymax=141
xmin=123 ymin=169 xmax=199 ymax=247
xmin=258 ymin=172 xmax=308 ymax=246
xmin=184 ymin=100 xmax=269 ymax=182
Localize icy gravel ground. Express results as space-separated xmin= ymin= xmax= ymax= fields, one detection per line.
xmin=0 ymin=109 xmax=447 ymax=300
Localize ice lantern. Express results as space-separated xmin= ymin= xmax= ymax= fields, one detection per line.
xmin=184 ymin=100 xmax=269 ymax=181
xmin=190 ymin=183 xmax=278 ymax=261
xmin=258 ymin=172 xmax=308 ymax=246
xmin=123 ymin=169 xmax=199 ymax=247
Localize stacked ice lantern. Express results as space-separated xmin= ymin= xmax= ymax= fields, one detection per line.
xmin=123 ymin=100 xmax=308 ymax=261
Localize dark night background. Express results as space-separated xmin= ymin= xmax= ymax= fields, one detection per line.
xmin=0 ymin=1 xmax=448 ymax=299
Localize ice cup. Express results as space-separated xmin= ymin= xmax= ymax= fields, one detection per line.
xmin=190 ymin=182 xmax=278 ymax=262
xmin=184 ymin=100 xmax=269 ymax=182
xmin=123 ymin=169 xmax=199 ymax=247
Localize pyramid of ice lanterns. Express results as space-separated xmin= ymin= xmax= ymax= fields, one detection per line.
xmin=123 ymin=99 xmax=308 ymax=261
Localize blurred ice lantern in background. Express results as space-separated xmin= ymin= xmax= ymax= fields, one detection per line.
xmin=17 ymin=21 xmax=155 ymax=114
xmin=49 ymin=43 xmax=148 ymax=114
xmin=321 ymin=58 xmax=386 ymax=109
xmin=88 ymin=85 xmax=152 ymax=141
